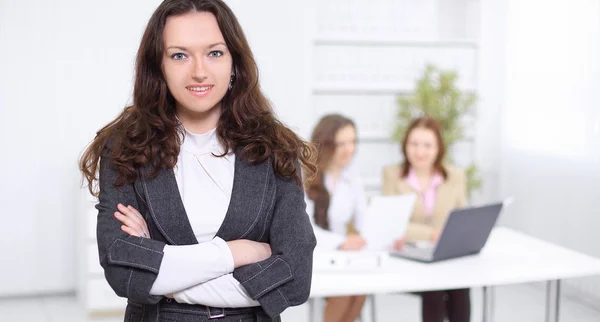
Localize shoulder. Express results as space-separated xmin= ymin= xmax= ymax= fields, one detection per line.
xmin=383 ymin=164 xmax=402 ymax=180
xmin=342 ymin=162 xmax=362 ymax=178
xmin=265 ymin=156 xmax=297 ymax=186
xmin=340 ymin=163 xmax=366 ymax=188
xmin=95 ymin=134 xmax=120 ymax=165
xmin=443 ymin=164 xmax=466 ymax=184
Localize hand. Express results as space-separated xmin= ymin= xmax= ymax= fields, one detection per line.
xmin=339 ymin=234 xmax=366 ymax=251
xmin=431 ymin=229 xmax=442 ymax=242
xmin=114 ymin=204 xmax=150 ymax=238
xmin=227 ymin=240 xmax=272 ymax=268
xmin=391 ymin=237 xmax=406 ymax=251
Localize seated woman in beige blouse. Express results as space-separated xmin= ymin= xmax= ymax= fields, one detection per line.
xmin=382 ymin=116 xmax=470 ymax=322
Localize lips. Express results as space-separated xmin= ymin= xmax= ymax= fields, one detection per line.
xmin=186 ymin=85 xmax=213 ymax=92
xmin=186 ymin=84 xmax=214 ymax=97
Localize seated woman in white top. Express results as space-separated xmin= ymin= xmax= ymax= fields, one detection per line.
xmin=305 ymin=114 xmax=367 ymax=322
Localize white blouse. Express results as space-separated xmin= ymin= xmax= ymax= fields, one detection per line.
xmin=148 ymin=126 xmax=259 ymax=307
xmin=305 ymin=164 xmax=368 ymax=250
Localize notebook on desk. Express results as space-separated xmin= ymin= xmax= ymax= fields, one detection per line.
xmin=390 ymin=202 xmax=504 ymax=263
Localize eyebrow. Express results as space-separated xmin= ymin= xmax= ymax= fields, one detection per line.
xmin=166 ymin=42 xmax=227 ymax=51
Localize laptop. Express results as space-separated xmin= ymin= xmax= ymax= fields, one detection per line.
xmin=390 ymin=202 xmax=504 ymax=263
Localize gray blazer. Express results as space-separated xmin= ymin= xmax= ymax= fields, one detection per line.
xmin=95 ymin=149 xmax=317 ymax=320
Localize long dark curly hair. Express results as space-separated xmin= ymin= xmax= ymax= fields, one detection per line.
xmin=80 ymin=0 xmax=316 ymax=195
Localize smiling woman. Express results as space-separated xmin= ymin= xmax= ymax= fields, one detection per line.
xmin=78 ymin=1 xmax=317 ymax=321
xmin=161 ymin=11 xmax=232 ymax=132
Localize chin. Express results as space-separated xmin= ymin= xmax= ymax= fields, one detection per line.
xmin=182 ymin=102 xmax=219 ymax=114
xmin=411 ymin=162 xmax=428 ymax=169
xmin=340 ymin=160 xmax=353 ymax=168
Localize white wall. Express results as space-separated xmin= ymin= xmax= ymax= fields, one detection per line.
xmin=225 ymin=0 xmax=316 ymax=138
xmin=0 ymin=0 xmax=313 ymax=296
xmin=471 ymin=0 xmax=508 ymax=205
xmin=0 ymin=0 xmax=163 ymax=296
xmin=499 ymin=0 xmax=600 ymax=305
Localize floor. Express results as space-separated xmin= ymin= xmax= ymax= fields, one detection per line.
xmin=1 ymin=283 xmax=599 ymax=321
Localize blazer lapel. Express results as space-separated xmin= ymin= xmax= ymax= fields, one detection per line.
xmin=215 ymin=151 xmax=273 ymax=241
xmin=396 ymin=179 xmax=426 ymax=217
xmin=140 ymin=167 xmax=198 ymax=245
xmin=432 ymin=179 xmax=453 ymax=217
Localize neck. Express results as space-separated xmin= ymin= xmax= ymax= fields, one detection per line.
xmin=326 ymin=165 xmax=342 ymax=180
xmin=412 ymin=166 xmax=433 ymax=178
xmin=176 ymin=104 xmax=221 ymax=134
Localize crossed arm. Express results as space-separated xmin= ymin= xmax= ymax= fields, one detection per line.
xmin=113 ymin=203 xmax=269 ymax=307
xmin=97 ymin=156 xmax=316 ymax=317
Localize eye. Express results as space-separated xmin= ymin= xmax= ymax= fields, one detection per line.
xmin=208 ymin=50 xmax=224 ymax=58
xmin=171 ymin=53 xmax=187 ymax=60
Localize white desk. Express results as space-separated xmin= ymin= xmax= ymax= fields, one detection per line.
xmin=309 ymin=227 xmax=600 ymax=322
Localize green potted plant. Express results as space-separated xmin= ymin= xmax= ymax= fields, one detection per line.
xmin=392 ymin=64 xmax=482 ymax=197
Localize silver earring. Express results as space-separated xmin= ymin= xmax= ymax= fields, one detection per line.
xmin=228 ymin=74 xmax=234 ymax=90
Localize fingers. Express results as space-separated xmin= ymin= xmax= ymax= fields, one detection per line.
xmin=114 ymin=211 xmax=141 ymax=231
xmin=117 ymin=204 xmax=146 ymax=228
xmin=359 ymin=237 xmax=367 ymax=247
xmin=263 ymin=243 xmax=272 ymax=257
xmin=126 ymin=205 xmax=150 ymax=236
xmin=349 ymin=235 xmax=367 ymax=248
xmin=121 ymin=225 xmax=141 ymax=237
xmin=114 ymin=204 xmax=149 ymax=238
xmin=393 ymin=238 xmax=405 ymax=250
xmin=251 ymin=242 xmax=272 ymax=262
xmin=255 ymin=242 xmax=271 ymax=259
xmin=350 ymin=235 xmax=367 ymax=246
xmin=127 ymin=205 xmax=146 ymax=223
xmin=117 ymin=215 xmax=149 ymax=237
xmin=227 ymin=240 xmax=272 ymax=267
xmin=342 ymin=239 xmax=364 ymax=251
xmin=260 ymin=242 xmax=272 ymax=255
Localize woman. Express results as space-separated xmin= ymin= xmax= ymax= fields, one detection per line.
xmin=383 ymin=116 xmax=470 ymax=322
xmin=305 ymin=114 xmax=367 ymax=322
xmin=79 ymin=1 xmax=317 ymax=321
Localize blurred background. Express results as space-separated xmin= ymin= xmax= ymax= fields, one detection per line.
xmin=0 ymin=0 xmax=599 ymax=321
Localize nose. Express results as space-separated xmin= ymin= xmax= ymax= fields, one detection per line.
xmin=192 ymin=57 xmax=208 ymax=81
xmin=344 ymin=144 xmax=355 ymax=156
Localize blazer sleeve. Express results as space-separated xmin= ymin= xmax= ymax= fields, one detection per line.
xmin=456 ymin=168 xmax=468 ymax=208
xmin=404 ymin=222 xmax=435 ymax=241
xmin=95 ymin=155 xmax=167 ymax=304
xmin=232 ymin=171 xmax=317 ymax=317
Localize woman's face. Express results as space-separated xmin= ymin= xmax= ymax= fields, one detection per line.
xmin=406 ymin=127 xmax=439 ymax=171
xmin=330 ymin=125 xmax=357 ymax=169
xmin=162 ymin=11 xmax=233 ymax=119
